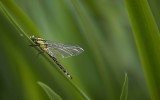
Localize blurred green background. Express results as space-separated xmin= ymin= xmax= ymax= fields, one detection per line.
xmin=1 ymin=0 xmax=160 ymax=100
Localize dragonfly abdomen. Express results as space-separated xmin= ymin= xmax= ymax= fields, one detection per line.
xmin=48 ymin=54 xmax=72 ymax=79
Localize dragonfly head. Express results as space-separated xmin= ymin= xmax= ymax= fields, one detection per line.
xmin=30 ymin=35 xmax=38 ymax=43
xmin=30 ymin=35 xmax=46 ymax=45
xmin=30 ymin=35 xmax=35 ymax=40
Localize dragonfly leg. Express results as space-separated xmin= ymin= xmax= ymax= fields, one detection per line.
xmin=35 ymin=50 xmax=44 ymax=58
xmin=29 ymin=44 xmax=39 ymax=47
xmin=37 ymin=50 xmax=44 ymax=55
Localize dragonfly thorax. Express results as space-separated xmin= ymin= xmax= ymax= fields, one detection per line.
xmin=30 ymin=35 xmax=46 ymax=45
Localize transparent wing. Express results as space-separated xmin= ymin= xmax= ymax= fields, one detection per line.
xmin=46 ymin=41 xmax=84 ymax=58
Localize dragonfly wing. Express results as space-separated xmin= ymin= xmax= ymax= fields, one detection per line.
xmin=47 ymin=41 xmax=84 ymax=58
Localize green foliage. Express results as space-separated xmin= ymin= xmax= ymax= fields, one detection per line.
xmin=0 ymin=0 xmax=160 ymax=99
xmin=38 ymin=82 xmax=62 ymax=100
xmin=125 ymin=0 xmax=160 ymax=99
xmin=120 ymin=73 xmax=128 ymax=100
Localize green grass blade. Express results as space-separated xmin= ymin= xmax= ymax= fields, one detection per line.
xmin=148 ymin=0 xmax=160 ymax=29
xmin=38 ymin=82 xmax=62 ymax=100
xmin=120 ymin=73 xmax=128 ymax=100
xmin=125 ymin=0 xmax=160 ymax=99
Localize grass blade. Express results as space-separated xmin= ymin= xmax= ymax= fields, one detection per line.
xmin=38 ymin=82 xmax=62 ymax=100
xmin=125 ymin=0 xmax=160 ymax=99
xmin=120 ymin=73 xmax=128 ymax=100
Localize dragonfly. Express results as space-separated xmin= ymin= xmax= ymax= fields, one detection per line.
xmin=30 ymin=35 xmax=84 ymax=79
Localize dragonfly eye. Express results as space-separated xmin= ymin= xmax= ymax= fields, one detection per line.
xmin=30 ymin=35 xmax=37 ymax=42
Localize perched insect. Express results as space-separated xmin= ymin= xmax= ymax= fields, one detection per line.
xmin=30 ymin=35 xmax=84 ymax=79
